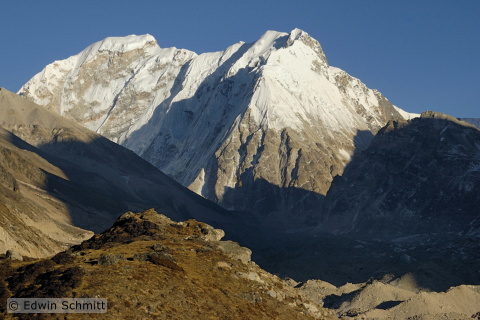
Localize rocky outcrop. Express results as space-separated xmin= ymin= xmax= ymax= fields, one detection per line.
xmin=0 ymin=209 xmax=337 ymax=319
xmin=217 ymin=240 xmax=252 ymax=264
xmin=460 ymin=117 xmax=480 ymax=129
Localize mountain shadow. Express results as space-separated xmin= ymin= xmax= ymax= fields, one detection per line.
xmin=312 ymin=112 xmax=480 ymax=289
xmin=0 ymin=88 xmax=231 ymax=258
xmin=221 ymin=177 xmax=326 ymax=230
xmin=37 ymin=134 xmax=231 ymax=230
xmin=240 ymin=115 xmax=480 ymax=291
xmin=321 ymin=112 xmax=480 ymax=238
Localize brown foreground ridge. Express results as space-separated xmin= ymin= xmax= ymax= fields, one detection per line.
xmin=0 ymin=209 xmax=337 ymax=319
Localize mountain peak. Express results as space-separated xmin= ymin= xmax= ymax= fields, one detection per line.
xmin=87 ymin=34 xmax=158 ymax=53
xmin=286 ymin=28 xmax=308 ymax=44
xmin=19 ymin=28 xmax=412 ymax=222
xmin=285 ymin=28 xmax=328 ymax=65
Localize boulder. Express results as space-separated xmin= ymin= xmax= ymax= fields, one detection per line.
xmin=217 ymin=240 xmax=252 ymax=264
xmin=203 ymin=226 xmax=225 ymax=242
xmin=98 ymin=253 xmax=125 ymax=265
xmin=5 ymin=250 xmax=23 ymax=261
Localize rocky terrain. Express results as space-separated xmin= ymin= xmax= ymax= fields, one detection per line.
xmin=19 ymin=29 xmax=416 ymax=224
xmin=0 ymin=209 xmax=337 ymax=319
xmin=236 ymin=226 xmax=480 ymax=319
xmin=0 ymin=87 xmax=229 ymax=257
xmin=320 ymin=111 xmax=480 ymax=238
xmin=298 ymin=277 xmax=480 ymax=319
xmin=2 ymin=209 xmax=478 ymax=319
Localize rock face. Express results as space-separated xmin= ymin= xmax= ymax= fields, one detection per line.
xmin=19 ymin=29 xmax=415 ymax=224
xmin=0 ymin=87 xmax=228 ymax=258
xmin=321 ymin=111 xmax=480 ymax=237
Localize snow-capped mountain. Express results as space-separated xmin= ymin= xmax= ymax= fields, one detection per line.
xmin=19 ymin=29 xmax=416 ymax=223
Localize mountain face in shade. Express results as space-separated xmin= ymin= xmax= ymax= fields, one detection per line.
xmin=320 ymin=111 xmax=480 ymax=238
xmin=19 ymin=29 xmax=416 ymax=224
xmin=0 ymin=88 xmax=228 ymax=257
xmin=242 ymin=112 xmax=480 ymax=308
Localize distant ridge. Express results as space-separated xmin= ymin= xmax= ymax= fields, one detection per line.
xmin=460 ymin=117 xmax=480 ymax=130
xmin=321 ymin=111 xmax=480 ymax=237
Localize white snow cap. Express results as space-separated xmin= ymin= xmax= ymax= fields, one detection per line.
xmin=85 ymin=34 xmax=158 ymax=54
xmin=287 ymin=28 xmax=306 ymax=43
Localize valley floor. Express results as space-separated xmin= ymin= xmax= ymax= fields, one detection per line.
xmin=223 ymin=222 xmax=480 ymax=319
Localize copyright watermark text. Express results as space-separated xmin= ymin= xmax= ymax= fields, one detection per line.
xmin=7 ymin=298 xmax=107 ymax=313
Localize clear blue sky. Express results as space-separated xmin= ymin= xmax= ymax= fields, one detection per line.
xmin=1 ymin=1 xmax=478 ymax=118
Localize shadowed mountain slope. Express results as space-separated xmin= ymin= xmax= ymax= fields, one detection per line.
xmin=0 ymin=126 xmax=93 ymax=257
xmin=321 ymin=111 xmax=480 ymax=238
xmin=0 ymin=88 xmax=229 ymax=257
xmin=239 ymin=112 xmax=480 ymax=301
